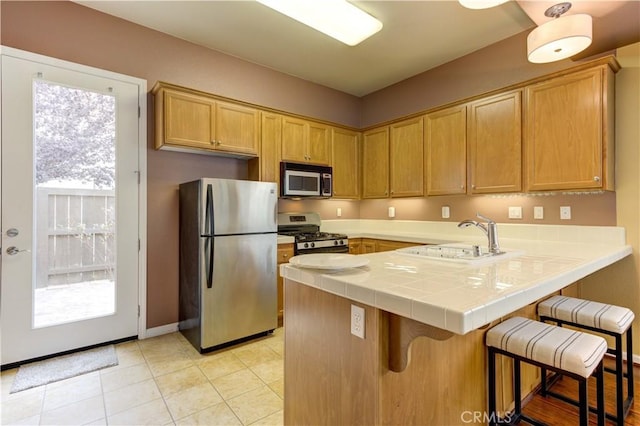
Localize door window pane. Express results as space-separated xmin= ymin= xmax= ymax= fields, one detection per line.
xmin=33 ymin=80 xmax=116 ymax=328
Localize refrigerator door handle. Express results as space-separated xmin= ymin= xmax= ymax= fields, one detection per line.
xmin=205 ymin=184 xmax=214 ymax=289
xmin=206 ymin=237 xmax=214 ymax=289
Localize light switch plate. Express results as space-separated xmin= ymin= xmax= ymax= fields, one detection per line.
xmin=533 ymin=206 xmax=544 ymax=220
xmin=336 ymin=207 xmax=342 ymax=217
xmin=388 ymin=206 xmax=395 ymax=218
xmin=442 ymin=206 xmax=450 ymax=219
xmin=508 ymin=206 xmax=523 ymax=219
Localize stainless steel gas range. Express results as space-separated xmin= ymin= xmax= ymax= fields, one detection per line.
xmin=277 ymin=212 xmax=349 ymax=255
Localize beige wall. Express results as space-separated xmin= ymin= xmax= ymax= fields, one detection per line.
xmin=1 ymin=1 xmax=629 ymax=330
xmin=580 ymin=42 xmax=640 ymax=355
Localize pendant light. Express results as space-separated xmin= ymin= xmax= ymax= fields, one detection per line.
xmin=527 ymin=2 xmax=593 ymax=64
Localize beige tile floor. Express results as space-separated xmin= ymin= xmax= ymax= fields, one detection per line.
xmin=1 ymin=329 xmax=284 ymax=425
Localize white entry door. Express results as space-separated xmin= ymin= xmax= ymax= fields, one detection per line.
xmin=1 ymin=50 xmax=144 ymax=366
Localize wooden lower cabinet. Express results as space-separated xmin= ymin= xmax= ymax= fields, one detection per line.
xmin=276 ymin=243 xmax=294 ymax=327
xmin=350 ymin=238 xmax=421 ymax=254
xmin=348 ymin=238 xmax=362 ymax=255
xmin=284 ymin=280 xmax=544 ymax=425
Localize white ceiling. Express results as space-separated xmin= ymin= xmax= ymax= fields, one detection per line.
xmin=76 ymin=1 xmax=639 ymax=97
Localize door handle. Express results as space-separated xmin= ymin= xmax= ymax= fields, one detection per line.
xmin=6 ymin=246 xmax=30 ymax=255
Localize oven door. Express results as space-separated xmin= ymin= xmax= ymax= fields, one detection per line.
xmin=296 ymin=245 xmax=349 ymax=255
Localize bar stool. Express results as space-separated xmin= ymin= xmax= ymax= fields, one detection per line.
xmin=487 ymin=316 xmax=607 ymax=426
xmin=538 ymin=295 xmax=635 ymax=425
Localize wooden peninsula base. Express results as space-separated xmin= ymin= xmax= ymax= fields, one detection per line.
xmin=284 ymin=279 xmax=545 ymax=425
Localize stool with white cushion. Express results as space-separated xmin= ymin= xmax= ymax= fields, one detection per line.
xmin=538 ymin=295 xmax=635 ymax=425
xmin=487 ymin=316 xmax=607 ymax=426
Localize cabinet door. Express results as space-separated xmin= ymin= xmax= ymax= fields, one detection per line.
xmin=468 ymin=91 xmax=522 ymax=194
xmin=425 ymin=105 xmax=467 ymax=195
xmin=163 ymin=89 xmax=215 ymax=149
xmin=281 ymin=117 xmax=307 ymax=163
xmin=260 ymin=112 xmax=282 ymax=183
xmin=215 ymin=101 xmax=259 ymax=155
xmin=361 ymin=239 xmax=377 ymax=254
xmin=277 ymin=243 xmax=294 ymax=327
xmin=332 ymin=128 xmax=360 ymax=199
xmin=390 ymin=117 xmax=424 ymax=197
xmin=362 ymin=127 xmax=389 ymax=198
xmin=525 ymin=68 xmax=607 ymax=191
xmin=348 ymin=238 xmax=362 ymax=255
xmin=308 ymin=121 xmax=331 ymax=165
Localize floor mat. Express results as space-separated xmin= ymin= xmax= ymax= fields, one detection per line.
xmin=10 ymin=345 xmax=118 ymax=393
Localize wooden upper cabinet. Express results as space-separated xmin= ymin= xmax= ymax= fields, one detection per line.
xmin=249 ymin=112 xmax=282 ymax=184
xmin=161 ymin=89 xmax=215 ymax=150
xmin=362 ymin=127 xmax=390 ymax=198
xmin=281 ymin=117 xmax=331 ymax=165
xmin=390 ymin=117 xmax=424 ymax=197
xmin=214 ymin=101 xmax=260 ymax=155
xmin=332 ymin=128 xmax=360 ymax=199
xmin=308 ymin=122 xmax=331 ymax=165
xmin=468 ymin=91 xmax=522 ymax=194
xmin=425 ymin=105 xmax=467 ymax=195
xmin=154 ymin=83 xmax=259 ymax=156
xmin=525 ymin=66 xmax=614 ymax=191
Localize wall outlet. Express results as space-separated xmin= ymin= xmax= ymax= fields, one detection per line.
xmin=336 ymin=207 xmax=342 ymax=217
xmin=441 ymin=206 xmax=450 ymax=219
xmin=508 ymin=206 xmax=523 ymax=219
xmin=351 ymin=304 xmax=365 ymax=339
xmin=560 ymin=206 xmax=572 ymax=220
xmin=533 ymin=206 xmax=544 ymax=220
xmin=388 ymin=206 xmax=395 ymax=218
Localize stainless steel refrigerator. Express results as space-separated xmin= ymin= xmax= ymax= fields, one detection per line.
xmin=179 ymin=178 xmax=278 ymax=352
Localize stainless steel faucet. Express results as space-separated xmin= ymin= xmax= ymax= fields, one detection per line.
xmin=457 ymin=213 xmax=502 ymax=255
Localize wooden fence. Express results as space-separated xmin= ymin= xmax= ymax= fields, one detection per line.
xmin=35 ymin=187 xmax=115 ymax=288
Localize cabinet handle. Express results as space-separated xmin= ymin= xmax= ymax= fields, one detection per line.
xmin=471 ymin=184 xmax=476 ymax=189
xmin=460 ymin=185 xmax=464 ymax=190
xmin=210 ymin=140 xmax=216 ymax=145
xmin=594 ymin=176 xmax=601 ymax=182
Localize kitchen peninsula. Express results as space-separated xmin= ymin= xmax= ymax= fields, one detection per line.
xmin=280 ymin=221 xmax=632 ymax=425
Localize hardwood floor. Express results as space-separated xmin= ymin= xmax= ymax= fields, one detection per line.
xmin=521 ymin=357 xmax=638 ymax=425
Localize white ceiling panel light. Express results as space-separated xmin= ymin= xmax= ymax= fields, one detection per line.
xmin=527 ymin=2 xmax=593 ymax=64
xmin=256 ymin=0 xmax=383 ymax=46
xmin=458 ymin=0 xmax=509 ymax=10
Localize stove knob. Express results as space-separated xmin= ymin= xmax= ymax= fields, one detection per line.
xmin=310 ymin=242 xmax=315 ymax=248
xmin=339 ymin=240 xmax=344 ymax=245
xmin=304 ymin=243 xmax=309 ymax=248
xmin=334 ymin=240 xmax=338 ymax=246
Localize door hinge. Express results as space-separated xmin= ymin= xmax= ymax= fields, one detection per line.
xmin=138 ymin=305 xmax=141 ymax=317
xmin=138 ymin=239 xmax=141 ymax=251
xmin=138 ymin=106 xmax=141 ymax=118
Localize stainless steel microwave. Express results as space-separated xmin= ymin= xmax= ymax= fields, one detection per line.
xmin=280 ymin=162 xmax=332 ymax=198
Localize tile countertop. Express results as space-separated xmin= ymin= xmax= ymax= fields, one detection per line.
xmin=279 ymin=220 xmax=632 ymax=335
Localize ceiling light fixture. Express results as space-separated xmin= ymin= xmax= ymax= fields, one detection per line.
xmin=527 ymin=2 xmax=592 ymax=64
xmin=458 ymin=0 xmax=509 ymax=10
xmin=256 ymin=0 xmax=383 ymax=46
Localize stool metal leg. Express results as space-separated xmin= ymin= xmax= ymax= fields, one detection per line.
xmin=578 ymin=377 xmax=588 ymax=426
xmin=596 ymin=361 xmax=605 ymax=426
xmin=488 ymin=347 xmax=497 ymax=426
xmin=540 ymin=365 xmax=548 ymax=396
xmin=627 ymin=325 xmax=635 ymax=413
xmin=514 ymin=359 xmax=522 ymax=419
xmin=615 ymin=333 xmax=624 ymax=425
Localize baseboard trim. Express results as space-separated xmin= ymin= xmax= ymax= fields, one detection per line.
xmin=144 ymin=322 xmax=179 ymax=339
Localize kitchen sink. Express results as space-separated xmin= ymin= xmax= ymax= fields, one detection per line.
xmin=394 ymin=243 xmax=524 ymax=265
